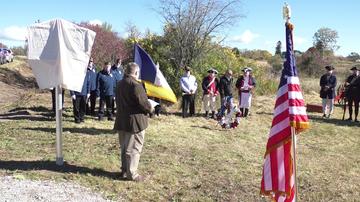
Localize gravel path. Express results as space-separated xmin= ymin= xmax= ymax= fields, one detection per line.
xmin=0 ymin=176 xmax=113 ymax=202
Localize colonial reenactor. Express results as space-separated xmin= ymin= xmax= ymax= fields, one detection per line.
xmin=202 ymin=68 xmax=219 ymax=119
xmin=97 ymin=62 xmax=116 ymax=121
xmin=345 ymin=66 xmax=360 ymax=122
xmin=180 ymin=66 xmax=198 ymax=118
xmin=320 ymin=65 xmax=337 ymax=118
xmin=111 ymin=58 xmax=124 ymax=115
xmin=86 ymin=58 xmax=98 ymax=116
xmin=70 ymin=71 xmax=90 ymax=123
xmin=235 ymin=67 xmax=256 ymax=117
xmin=219 ymin=69 xmax=233 ymax=106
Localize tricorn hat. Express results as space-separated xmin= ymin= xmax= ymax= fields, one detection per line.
xmin=325 ymin=65 xmax=335 ymax=71
xmin=350 ymin=66 xmax=358 ymax=71
xmin=242 ymin=67 xmax=253 ymax=72
xmin=207 ymin=68 xmax=218 ymax=74
xmin=184 ymin=66 xmax=191 ymax=71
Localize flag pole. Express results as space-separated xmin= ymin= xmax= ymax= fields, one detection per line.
xmin=284 ymin=2 xmax=298 ymax=201
xmin=291 ymin=127 xmax=298 ymax=201
xmin=55 ymin=84 xmax=64 ymax=166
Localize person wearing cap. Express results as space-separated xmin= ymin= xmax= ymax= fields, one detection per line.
xmin=97 ymin=61 xmax=117 ymax=121
xmin=219 ymin=69 xmax=233 ymax=106
xmin=320 ymin=65 xmax=337 ymax=118
xmin=344 ymin=66 xmax=360 ymax=122
xmin=86 ymin=58 xmax=98 ymax=116
xmin=180 ymin=66 xmax=198 ymax=118
xmin=70 ymin=70 xmax=91 ymax=124
xmin=202 ymin=68 xmax=219 ymax=118
xmin=235 ymin=67 xmax=256 ymax=117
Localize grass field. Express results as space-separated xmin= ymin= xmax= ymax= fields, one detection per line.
xmin=0 ymin=59 xmax=359 ymax=201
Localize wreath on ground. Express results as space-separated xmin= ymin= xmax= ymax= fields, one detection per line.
xmin=216 ymin=96 xmax=242 ymax=129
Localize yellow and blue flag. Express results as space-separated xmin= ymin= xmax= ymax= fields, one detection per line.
xmin=134 ymin=44 xmax=177 ymax=103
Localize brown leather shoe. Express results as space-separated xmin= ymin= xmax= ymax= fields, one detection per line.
xmin=133 ymin=175 xmax=145 ymax=182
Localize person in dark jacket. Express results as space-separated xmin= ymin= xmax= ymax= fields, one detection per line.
xmin=70 ymin=72 xmax=90 ymax=123
xmin=111 ymin=58 xmax=124 ymax=115
xmin=113 ymin=62 xmax=153 ymax=182
xmin=86 ymin=58 xmax=98 ymax=116
xmin=97 ymin=62 xmax=116 ymax=121
xmin=345 ymin=66 xmax=360 ymax=122
xmin=202 ymin=68 xmax=220 ymax=118
xmin=320 ymin=65 xmax=337 ymax=118
xmin=219 ymin=69 xmax=233 ymax=106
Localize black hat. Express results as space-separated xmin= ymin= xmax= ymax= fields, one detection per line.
xmin=350 ymin=66 xmax=358 ymax=71
xmin=325 ymin=65 xmax=335 ymax=71
xmin=242 ymin=67 xmax=253 ymax=72
xmin=207 ymin=68 xmax=218 ymax=74
xmin=184 ymin=66 xmax=191 ymax=71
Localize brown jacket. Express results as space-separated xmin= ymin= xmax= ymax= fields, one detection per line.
xmin=113 ymin=75 xmax=152 ymax=133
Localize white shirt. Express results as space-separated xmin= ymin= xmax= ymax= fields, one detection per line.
xmin=243 ymin=76 xmax=250 ymax=90
xmin=180 ymin=75 xmax=198 ymax=94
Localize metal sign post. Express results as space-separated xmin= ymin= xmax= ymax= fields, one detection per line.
xmin=55 ymin=84 xmax=63 ymax=166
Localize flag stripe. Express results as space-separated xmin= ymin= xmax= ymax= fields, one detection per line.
xmin=261 ymin=22 xmax=309 ymax=202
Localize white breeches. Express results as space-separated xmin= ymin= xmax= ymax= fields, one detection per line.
xmin=203 ymin=94 xmax=217 ymax=112
xmin=239 ymin=92 xmax=252 ymax=108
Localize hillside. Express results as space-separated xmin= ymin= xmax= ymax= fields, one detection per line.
xmin=0 ymin=58 xmax=359 ymax=201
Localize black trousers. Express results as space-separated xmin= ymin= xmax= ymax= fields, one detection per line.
xmin=348 ymin=98 xmax=360 ymax=119
xmin=182 ymin=94 xmax=195 ymax=117
xmin=86 ymin=91 xmax=97 ymax=116
xmin=112 ymin=99 xmax=116 ymax=115
xmin=98 ymin=95 xmax=114 ymax=119
xmin=51 ymin=89 xmax=65 ymax=112
xmin=72 ymin=95 xmax=86 ymax=122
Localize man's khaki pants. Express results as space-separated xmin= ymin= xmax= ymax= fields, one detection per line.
xmin=118 ymin=130 xmax=145 ymax=180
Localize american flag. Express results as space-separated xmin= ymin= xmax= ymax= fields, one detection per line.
xmin=260 ymin=23 xmax=309 ymax=202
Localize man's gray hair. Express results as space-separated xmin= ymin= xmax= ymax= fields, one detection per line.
xmin=125 ymin=62 xmax=139 ymax=75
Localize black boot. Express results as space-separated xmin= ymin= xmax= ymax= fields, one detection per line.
xmin=211 ymin=111 xmax=215 ymax=119
xmin=244 ymin=108 xmax=249 ymax=117
xmin=240 ymin=108 xmax=244 ymax=117
xmin=205 ymin=111 xmax=209 ymax=118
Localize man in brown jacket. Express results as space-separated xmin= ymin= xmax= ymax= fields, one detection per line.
xmin=113 ymin=62 xmax=153 ymax=182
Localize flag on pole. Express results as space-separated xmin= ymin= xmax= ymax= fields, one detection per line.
xmin=260 ymin=22 xmax=309 ymax=202
xmin=134 ymin=44 xmax=177 ymax=103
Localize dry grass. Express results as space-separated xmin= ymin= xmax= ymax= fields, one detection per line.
xmin=0 ymin=59 xmax=359 ymax=201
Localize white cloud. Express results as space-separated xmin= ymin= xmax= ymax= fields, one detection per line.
xmin=230 ymin=30 xmax=260 ymax=44
xmin=0 ymin=26 xmax=27 ymax=41
xmin=293 ymin=36 xmax=307 ymax=46
xmin=89 ymin=19 xmax=103 ymax=26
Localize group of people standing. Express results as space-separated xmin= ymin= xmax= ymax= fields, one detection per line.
xmin=180 ymin=66 xmax=256 ymax=119
xmin=319 ymin=65 xmax=360 ymax=122
xmin=56 ymin=58 xmax=124 ymax=123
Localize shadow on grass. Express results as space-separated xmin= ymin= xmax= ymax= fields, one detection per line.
xmin=308 ymin=114 xmax=360 ymax=127
xmin=0 ymin=110 xmax=53 ymax=122
xmin=9 ymin=106 xmax=51 ymax=113
xmin=190 ymin=125 xmax=224 ymax=131
xmin=0 ymin=160 xmax=120 ymax=180
xmin=23 ymin=127 xmax=116 ymax=135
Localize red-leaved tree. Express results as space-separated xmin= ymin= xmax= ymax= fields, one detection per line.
xmin=79 ymin=22 xmax=128 ymax=70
